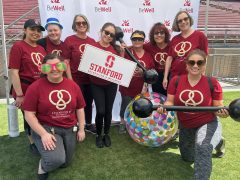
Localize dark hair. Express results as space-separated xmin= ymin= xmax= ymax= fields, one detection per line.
xmin=149 ymin=22 xmax=170 ymax=45
xmin=172 ymin=11 xmax=194 ymax=32
xmin=130 ymin=30 xmax=146 ymax=39
xmin=72 ymin=14 xmax=90 ymax=32
xmin=186 ymin=49 xmax=207 ymax=63
xmin=40 ymin=53 xmax=65 ymax=78
xmin=101 ymin=22 xmax=121 ymax=54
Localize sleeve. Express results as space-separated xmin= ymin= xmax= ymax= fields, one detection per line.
xmin=22 ymin=82 xmax=39 ymax=112
xmin=199 ymin=31 xmax=209 ymax=55
xmin=63 ymin=37 xmax=72 ymax=60
xmin=167 ymin=76 xmax=178 ymax=95
xmin=211 ymin=78 xmax=223 ymax=100
xmin=74 ymin=83 xmax=86 ymax=109
xmin=8 ymin=43 xmax=23 ymax=69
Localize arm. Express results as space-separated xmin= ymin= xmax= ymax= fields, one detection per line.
xmin=24 ymin=111 xmax=57 ymax=150
xmin=213 ymin=100 xmax=229 ymax=118
xmin=76 ymin=108 xmax=85 ymax=142
xmin=10 ymin=69 xmax=24 ymax=107
xmin=163 ymin=56 xmax=173 ymax=90
xmin=65 ymin=59 xmax=73 ymax=80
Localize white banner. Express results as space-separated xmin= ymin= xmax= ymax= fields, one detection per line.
xmin=79 ymin=44 xmax=136 ymax=87
xmin=38 ymin=0 xmax=200 ymax=44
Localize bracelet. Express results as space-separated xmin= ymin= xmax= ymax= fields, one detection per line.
xmin=17 ymin=94 xmax=24 ymax=97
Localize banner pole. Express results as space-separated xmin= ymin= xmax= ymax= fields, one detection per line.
xmin=204 ymin=0 xmax=210 ymax=36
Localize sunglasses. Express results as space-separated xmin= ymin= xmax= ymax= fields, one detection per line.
xmin=103 ymin=30 xmax=115 ymax=38
xmin=39 ymin=62 xmax=67 ymax=74
xmin=75 ymin=21 xmax=87 ymax=26
xmin=177 ymin=17 xmax=189 ymax=24
xmin=187 ymin=60 xmax=205 ymax=67
xmin=131 ymin=37 xmax=144 ymax=42
xmin=154 ymin=31 xmax=165 ymax=36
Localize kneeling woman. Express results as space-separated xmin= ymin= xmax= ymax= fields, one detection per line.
xmin=23 ymin=54 xmax=86 ymax=179
xmin=157 ymin=49 xmax=228 ymax=180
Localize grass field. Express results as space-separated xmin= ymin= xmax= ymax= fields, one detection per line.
xmin=0 ymin=91 xmax=240 ymax=180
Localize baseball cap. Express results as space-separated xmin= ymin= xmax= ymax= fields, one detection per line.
xmin=130 ymin=30 xmax=145 ymax=40
xmin=24 ymin=19 xmax=45 ymax=31
xmin=45 ymin=17 xmax=63 ymax=30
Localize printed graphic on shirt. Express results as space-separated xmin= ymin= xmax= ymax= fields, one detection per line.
xmin=154 ymin=52 xmax=168 ymax=65
xmin=49 ymin=89 xmax=72 ymax=110
xmin=174 ymin=41 xmax=192 ymax=57
xmin=51 ymin=49 xmax=62 ymax=56
xmin=179 ymin=89 xmax=204 ymax=106
xmin=31 ymin=52 xmax=44 ymax=67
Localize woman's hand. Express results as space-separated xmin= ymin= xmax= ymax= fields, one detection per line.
xmin=157 ymin=107 xmax=167 ymax=114
xmin=41 ymin=132 xmax=57 ymax=151
xmin=215 ymin=108 xmax=229 ymax=118
xmin=162 ymin=78 xmax=168 ymax=90
xmin=77 ymin=129 xmax=85 ymax=142
xmin=14 ymin=96 xmax=24 ymax=108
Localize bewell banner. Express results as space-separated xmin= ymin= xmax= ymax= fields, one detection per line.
xmin=38 ymin=0 xmax=200 ymax=44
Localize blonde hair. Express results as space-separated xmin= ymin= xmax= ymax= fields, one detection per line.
xmin=172 ymin=10 xmax=194 ymax=32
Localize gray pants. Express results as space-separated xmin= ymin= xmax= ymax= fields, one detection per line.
xmin=32 ymin=125 xmax=77 ymax=172
xmin=179 ymin=118 xmax=222 ymax=180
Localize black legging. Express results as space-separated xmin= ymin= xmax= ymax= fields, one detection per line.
xmin=80 ymin=84 xmax=93 ymax=125
xmin=152 ymin=71 xmax=167 ymax=96
xmin=91 ymin=83 xmax=117 ymax=135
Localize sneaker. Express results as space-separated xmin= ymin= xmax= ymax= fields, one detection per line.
xmin=215 ymin=138 xmax=225 ymax=158
xmin=96 ymin=135 xmax=104 ymax=148
xmin=119 ymin=123 xmax=126 ymax=134
xmin=103 ymin=134 xmax=111 ymax=147
xmin=85 ymin=124 xmax=97 ymax=134
xmin=30 ymin=143 xmax=40 ymax=156
xmin=38 ymin=173 xmax=48 ymax=180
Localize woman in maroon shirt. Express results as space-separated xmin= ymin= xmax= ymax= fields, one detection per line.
xmin=64 ymin=14 xmax=96 ymax=134
xmin=23 ymin=53 xmax=86 ymax=179
xmin=90 ymin=22 xmax=121 ymax=148
xmin=8 ymin=19 xmax=46 ymax=154
xmin=158 ymin=49 xmax=228 ymax=180
xmin=119 ymin=30 xmax=155 ymax=133
xmin=143 ymin=22 xmax=170 ymax=96
xmin=163 ymin=10 xmax=208 ymax=89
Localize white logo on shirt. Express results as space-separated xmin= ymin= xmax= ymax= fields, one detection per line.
xmin=179 ymin=89 xmax=203 ymax=106
xmin=174 ymin=41 xmax=192 ymax=57
xmin=49 ymin=90 xmax=72 ymax=110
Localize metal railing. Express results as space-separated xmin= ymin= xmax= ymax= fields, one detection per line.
xmin=206 ymin=48 xmax=240 ymax=85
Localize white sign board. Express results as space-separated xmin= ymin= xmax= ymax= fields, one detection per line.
xmin=79 ymin=44 xmax=136 ymax=87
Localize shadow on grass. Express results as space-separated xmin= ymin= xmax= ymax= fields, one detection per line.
xmin=0 ymin=127 xmax=194 ymax=180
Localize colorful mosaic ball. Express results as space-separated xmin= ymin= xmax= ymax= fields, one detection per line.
xmin=124 ymin=92 xmax=178 ymax=147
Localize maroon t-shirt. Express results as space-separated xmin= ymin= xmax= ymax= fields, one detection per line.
xmin=23 ymin=77 xmax=86 ymax=128
xmin=168 ymin=30 xmax=208 ymax=78
xmin=167 ymin=75 xmax=222 ymax=128
xmin=45 ymin=37 xmax=70 ymax=59
xmin=89 ymin=42 xmax=118 ymax=86
xmin=119 ymin=48 xmax=155 ymax=97
xmin=143 ymin=43 xmax=169 ymax=72
xmin=64 ymin=35 xmax=95 ymax=84
xmin=8 ymin=40 xmax=46 ymax=97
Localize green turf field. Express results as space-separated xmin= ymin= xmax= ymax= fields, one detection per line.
xmin=0 ymin=91 xmax=239 ymax=180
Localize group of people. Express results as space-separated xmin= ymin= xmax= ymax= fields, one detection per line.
xmin=8 ymin=10 xmax=229 ymax=180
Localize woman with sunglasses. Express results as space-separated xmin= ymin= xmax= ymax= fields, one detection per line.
xmin=23 ymin=53 xmax=86 ymax=179
xmin=37 ymin=17 xmax=72 ymax=79
xmin=162 ymin=10 xmax=208 ymax=90
xmin=119 ymin=30 xmax=155 ymax=134
xmin=64 ymin=14 xmax=96 ymax=134
xmin=90 ymin=22 xmax=121 ymax=148
xmin=157 ymin=49 xmax=228 ymax=180
xmin=143 ymin=22 xmax=171 ymax=96
xmin=9 ymin=19 xmax=46 ymax=155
